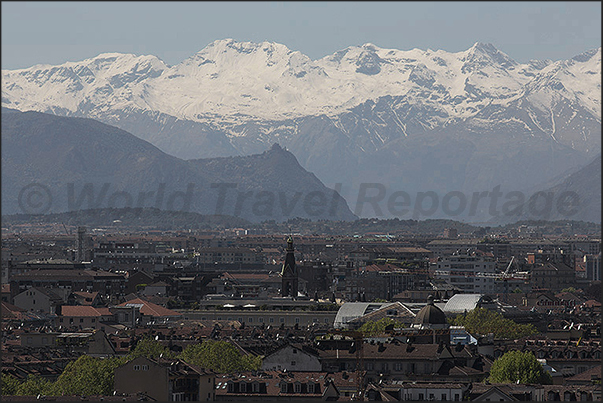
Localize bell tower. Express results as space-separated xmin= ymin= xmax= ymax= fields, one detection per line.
xmin=281 ymin=236 xmax=298 ymax=297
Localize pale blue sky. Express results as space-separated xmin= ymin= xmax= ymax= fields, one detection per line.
xmin=2 ymin=1 xmax=601 ymax=70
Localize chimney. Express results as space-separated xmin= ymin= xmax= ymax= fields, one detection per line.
xmin=437 ymin=341 xmax=444 ymax=354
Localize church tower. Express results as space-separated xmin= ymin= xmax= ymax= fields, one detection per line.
xmin=281 ymin=236 xmax=298 ymax=297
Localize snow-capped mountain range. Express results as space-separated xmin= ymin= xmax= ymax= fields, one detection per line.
xmin=2 ymin=40 xmax=601 ymax=221
xmin=3 ymin=39 xmax=600 ymax=126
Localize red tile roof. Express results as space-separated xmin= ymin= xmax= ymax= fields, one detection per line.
xmin=364 ymin=264 xmax=409 ymax=273
xmin=118 ymin=297 xmax=181 ymax=318
xmin=565 ymin=365 xmax=602 ymax=382
xmin=1 ymin=301 xmax=26 ymax=319
xmin=60 ymin=306 xmax=111 ymax=317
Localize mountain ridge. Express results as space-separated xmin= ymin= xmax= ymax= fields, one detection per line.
xmin=2 ymin=40 xmax=600 ymax=222
xmin=1 ymin=109 xmax=357 ymax=222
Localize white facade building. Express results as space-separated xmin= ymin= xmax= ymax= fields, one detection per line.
xmin=434 ymin=252 xmax=496 ymax=293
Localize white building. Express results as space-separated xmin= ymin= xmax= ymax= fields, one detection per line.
xmin=434 ymin=252 xmax=496 ymax=293
xmin=261 ymin=343 xmax=322 ymax=372
xmin=585 ymin=253 xmax=601 ymax=281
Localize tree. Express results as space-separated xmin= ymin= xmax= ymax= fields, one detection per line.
xmin=128 ymin=336 xmax=174 ymax=360
xmin=451 ymin=307 xmax=538 ymax=339
xmin=358 ymin=317 xmax=404 ymax=336
xmin=51 ymin=355 xmax=126 ymax=396
xmin=488 ymin=350 xmax=552 ymax=384
xmin=15 ymin=374 xmax=53 ymax=396
xmin=2 ymin=373 xmax=22 ymax=395
xmin=178 ymin=340 xmax=261 ymax=373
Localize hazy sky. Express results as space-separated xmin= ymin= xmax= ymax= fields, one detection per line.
xmin=2 ymin=1 xmax=601 ymax=70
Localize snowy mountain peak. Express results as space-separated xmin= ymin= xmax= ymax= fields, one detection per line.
xmin=571 ymin=47 xmax=601 ymax=63
xmin=2 ymin=40 xmax=600 ymax=124
xmin=469 ymin=42 xmax=498 ymax=54
xmin=360 ymin=43 xmax=381 ymax=51
xmin=463 ymin=42 xmax=517 ymax=69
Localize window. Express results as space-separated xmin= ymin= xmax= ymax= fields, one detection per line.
xmin=394 ymin=363 xmax=402 ymax=371
xmin=134 ymin=365 xmax=140 ymax=371
xmin=418 ymin=393 xmax=424 ymax=400
xmin=281 ymin=383 xmax=287 ymax=393
xmin=248 ymin=317 xmax=253 ymax=322
xmin=280 ymin=317 xmax=285 ymax=323
xmin=240 ymin=382 xmax=246 ymax=392
xmin=308 ymin=383 xmax=315 ymax=394
xmin=295 ymin=317 xmax=300 ymax=323
xmin=442 ymin=394 xmax=447 ymax=401
xmin=269 ymin=318 xmax=274 ymax=323
xmin=429 ymin=394 xmax=435 ymax=400
xmin=455 ymin=394 xmax=460 ymax=401
xmin=294 ymin=383 xmax=301 ymax=393
xmin=80 ymin=318 xmax=84 ymax=323
xmin=291 ymin=361 xmax=296 ymax=366
xmin=142 ymin=365 xmax=148 ymax=371
xmin=252 ymin=382 xmax=259 ymax=392
xmin=293 ymin=349 xmax=297 ymax=354
xmin=259 ymin=317 xmax=264 ymax=323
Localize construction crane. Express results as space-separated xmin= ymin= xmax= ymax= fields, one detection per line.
xmin=500 ymin=256 xmax=515 ymax=279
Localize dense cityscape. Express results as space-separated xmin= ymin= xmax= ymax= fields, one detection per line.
xmin=1 ymin=217 xmax=600 ymax=401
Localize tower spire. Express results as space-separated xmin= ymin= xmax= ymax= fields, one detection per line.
xmin=281 ymin=236 xmax=298 ymax=297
